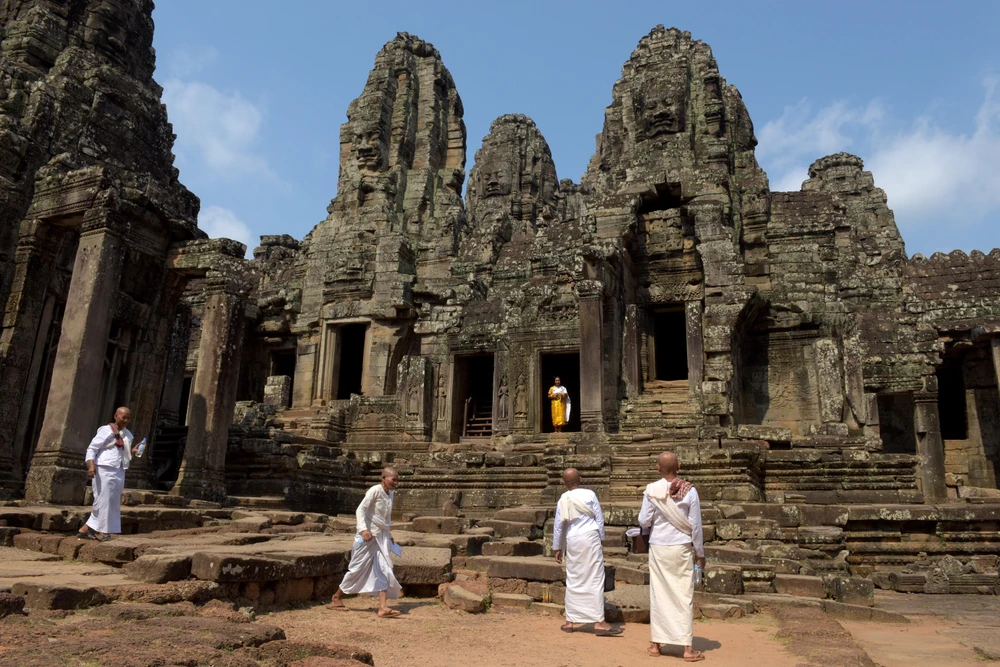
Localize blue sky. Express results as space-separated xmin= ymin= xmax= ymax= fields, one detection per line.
xmin=151 ymin=1 xmax=1000 ymax=259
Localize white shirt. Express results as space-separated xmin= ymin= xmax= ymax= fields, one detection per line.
xmin=638 ymin=484 xmax=705 ymax=557
xmin=356 ymin=483 xmax=393 ymax=536
xmin=552 ymin=487 xmax=605 ymax=551
xmin=84 ymin=425 xmax=134 ymax=469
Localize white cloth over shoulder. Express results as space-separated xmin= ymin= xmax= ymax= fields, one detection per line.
xmin=85 ymin=425 xmax=133 ymax=469
xmin=552 ymin=488 xmax=604 ymax=552
xmin=86 ymin=465 xmax=125 ymax=534
xmin=638 ymin=480 xmax=705 ymax=558
xmin=550 ymin=385 xmax=571 ymax=423
xmin=339 ymin=484 xmax=401 ymax=599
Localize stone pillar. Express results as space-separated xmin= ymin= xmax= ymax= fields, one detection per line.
xmin=685 ymin=300 xmax=704 ymax=393
xmin=25 ymin=212 xmax=128 ymax=504
xmin=0 ymin=220 xmax=64 ymax=494
xmin=578 ymin=280 xmax=604 ymax=432
xmin=292 ymin=337 xmax=317 ymax=408
xmin=914 ymin=378 xmax=947 ymax=502
xmin=493 ymin=350 xmax=511 ymax=435
xmin=623 ymin=305 xmax=640 ymax=399
xmin=171 ymin=279 xmax=247 ymax=501
xmin=158 ymin=301 xmax=192 ymax=426
xmin=989 ymin=338 xmax=1000 ymax=396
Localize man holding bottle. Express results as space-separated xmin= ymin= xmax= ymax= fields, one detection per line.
xmin=76 ymin=406 xmax=138 ymax=542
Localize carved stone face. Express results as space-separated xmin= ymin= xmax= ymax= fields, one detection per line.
xmin=354 ymin=127 xmax=384 ymax=172
xmin=84 ymin=1 xmax=129 ymax=63
xmin=481 ymin=163 xmax=513 ymax=199
xmin=634 ymin=76 xmax=686 ymax=139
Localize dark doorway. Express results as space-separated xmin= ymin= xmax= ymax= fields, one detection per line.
xmin=270 ymin=350 xmax=296 ymax=402
xmin=937 ymin=363 xmax=968 ymax=440
xmin=337 ymin=324 xmax=367 ymax=399
xmin=452 ymin=354 xmax=494 ymax=440
xmin=652 ymin=308 xmax=688 ymax=381
xmin=540 ymin=352 xmax=581 ymax=433
xmin=179 ymin=375 xmax=192 ymax=426
xmin=878 ymin=393 xmax=917 ymax=454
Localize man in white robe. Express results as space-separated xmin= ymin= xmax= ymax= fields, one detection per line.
xmin=639 ymin=451 xmax=705 ymax=661
xmin=328 ymin=467 xmax=402 ymax=617
xmin=77 ymin=407 xmax=137 ymax=541
xmin=553 ymin=468 xmax=621 ymax=636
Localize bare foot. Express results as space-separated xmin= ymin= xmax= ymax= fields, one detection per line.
xmin=683 ymin=650 xmax=705 ymax=662
xmin=377 ymin=608 xmax=400 ymax=618
xmin=648 ymin=643 xmax=661 ymax=657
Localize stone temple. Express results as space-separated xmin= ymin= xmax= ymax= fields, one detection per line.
xmin=1 ymin=1 xmax=998 ymax=588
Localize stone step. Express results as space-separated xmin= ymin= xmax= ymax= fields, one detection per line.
xmin=477 ymin=520 xmax=541 ymax=540
xmin=482 ymin=540 xmax=544 ymax=558
xmin=228 ymin=496 xmax=289 ymax=510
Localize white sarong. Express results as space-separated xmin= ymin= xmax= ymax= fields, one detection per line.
xmin=86 ymin=465 xmax=125 ymax=534
xmin=338 ymin=525 xmax=401 ymax=599
xmin=649 ymin=543 xmax=694 ymax=646
xmin=564 ymin=529 xmax=606 ymax=623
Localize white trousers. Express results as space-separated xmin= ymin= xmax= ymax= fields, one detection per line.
xmin=564 ymin=529 xmax=606 ymax=623
xmin=338 ymin=531 xmax=401 ymax=599
xmin=648 ymin=543 xmax=694 ymax=646
xmin=86 ymin=465 xmax=125 ymax=534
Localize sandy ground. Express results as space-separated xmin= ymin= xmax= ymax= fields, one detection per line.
xmin=261 ymin=596 xmax=802 ymax=667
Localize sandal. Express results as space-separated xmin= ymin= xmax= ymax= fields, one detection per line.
xmin=683 ymin=651 xmax=706 ymax=662
xmin=648 ymin=644 xmax=662 ymax=657
xmin=561 ymin=623 xmax=576 ymax=633
xmin=595 ymin=626 xmax=623 ymax=637
xmin=96 ymin=534 xmax=112 ymax=542
xmin=77 ymin=528 xmax=97 ymax=540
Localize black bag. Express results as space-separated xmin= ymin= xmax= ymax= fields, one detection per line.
xmin=604 ymin=564 xmax=616 ymax=592
xmin=631 ymin=527 xmax=651 ymax=554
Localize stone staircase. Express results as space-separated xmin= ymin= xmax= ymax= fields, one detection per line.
xmin=619 ymin=380 xmax=702 ymax=438
xmin=464 ymin=401 xmax=492 ymax=438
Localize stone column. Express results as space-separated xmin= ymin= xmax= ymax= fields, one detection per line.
xmin=25 ymin=212 xmax=128 ymax=504
xmin=171 ymin=278 xmax=247 ymax=501
xmin=623 ymin=305 xmax=640 ymax=399
xmin=578 ymin=280 xmax=604 ymax=432
xmin=914 ymin=377 xmax=947 ymax=502
xmin=686 ymin=300 xmax=704 ymax=393
xmin=989 ymin=338 xmax=1000 ymax=395
xmin=0 ymin=220 xmax=64 ymax=494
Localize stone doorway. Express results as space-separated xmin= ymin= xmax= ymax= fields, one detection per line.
xmin=452 ymin=354 xmax=494 ymax=440
xmin=877 ymin=393 xmax=917 ymax=454
xmin=95 ymin=324 xmax=131 ymax=432
xmin=269 ymin=350 xmax=296 ymax=403
xmin=336 ymin=323 xmax=367 ymax=400
xmin=649 ymin=307 xmax=688 ymax=382
xmin=540 ymin=352 xmax=580 ymax=433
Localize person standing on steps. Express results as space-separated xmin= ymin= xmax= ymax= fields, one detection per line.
xmin=553 ymin=467 xmax=622 ymax=636
xmin=328 ymin=467 xmax=402 ymax=617
xmin=77 ymin=407 xmax=138 ymax=542
xmin=547 ymin=376 xmax=571 ymax=433
xmin=639 ymin=451 xmax=706 ymax=661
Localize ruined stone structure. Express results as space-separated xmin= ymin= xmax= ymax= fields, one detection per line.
xmin=0 ymin=0 xmax=253 ymax=504
xmin=0 ymin=3 xmax=997 ymax=586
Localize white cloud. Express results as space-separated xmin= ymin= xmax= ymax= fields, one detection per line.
xmin=757 ymin=80 xmax=1000 ymax=237
xmin=165 ymin=46 xmax=218 ymax=78
xmin=198 ymin=205 xmax=255 ymax=258
xmin=867 ymin=79 xmax=1000 ymax=226
xmin=163 ymin=77 xmax=275 ymax=181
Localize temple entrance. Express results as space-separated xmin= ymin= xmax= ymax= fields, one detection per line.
xmin=95 ymin=324 xmax=131 ymax=431
xmin=336 ymin=323 xmax=367 ymax=399
xmin=877 ymin=393 xmax=917 ymax=454
xmin=540 ymin=352 xmax=580 ymax=433
xmin=451 ymin=354 xmax=494 ymax=440
xmin=650 ymin=307 xmax=687 ymax=382
xmin=269 ymin=349 xmax=296 ymax=401
xmin=178 ymin=375 xmax=192 ymax=426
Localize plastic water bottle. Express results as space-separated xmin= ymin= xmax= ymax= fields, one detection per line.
xmin=136 ymin=437 xmax=147 ymax=458
xmin=693 ymin=563 xmax=703 ymax=586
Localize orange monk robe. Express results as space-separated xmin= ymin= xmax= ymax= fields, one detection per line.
xmin=548 ymin=385 xmax=571 ymax=427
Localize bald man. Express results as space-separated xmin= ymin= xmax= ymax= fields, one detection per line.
xmin=77 ymin=407 xmax=138 ymax=542
xmin=639 ymin=452 xmax=706 ymax=661
xmin=329 ymin=467 xmax=402 ymax=617
xmin=553 ymin=468 xmax=621 ymax=636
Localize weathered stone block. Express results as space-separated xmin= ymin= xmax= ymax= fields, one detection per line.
xmin=482 ymin=540 xmax=544 ymax=557
xmin=125 ymin=554 xmax=193 ymax=584
xmin=773 ymin=574 xmax=825 ymax=598
xmin=491 ymin=593 xmax=533 ymax=609
xmin=606 ymin=585 xmax=650 ymax=623
xmin=701 ymin=603 xmax=744 ymax=619
xmin=391 ymin=546 xmax=452 ymax=585
xmin=492 ymin=507 xmax=549 ymax=527
xmin=826 ymin=576 xmax=874 ymax=606
xmin=410 ymin=516 xmax=467 ymax=534
xmin=486 ymin=557 xmax=564 ymax=582
xmin=443 ymin=585 xmax=484 ymax=613
xmin=703 ymin=565 xmax=743 ymax=595
xmin=478 ymin=520 xmax=541 ymax=539
xmin=525 ymin=581 xmax=564 ymax=603
xmin=12 ymin=583 xmax=107 ymax=610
